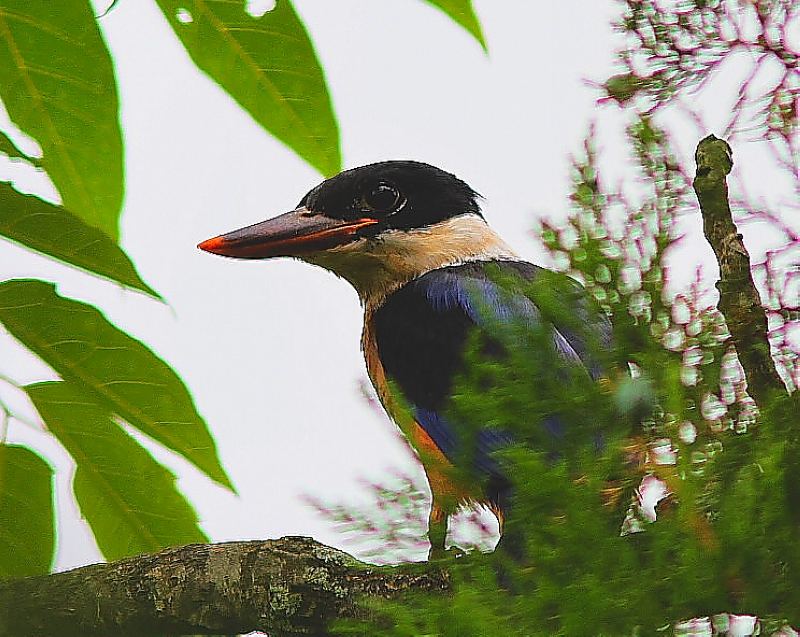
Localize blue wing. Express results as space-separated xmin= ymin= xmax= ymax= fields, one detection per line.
xmin=372 ymin=260 xmax=612 ymax=506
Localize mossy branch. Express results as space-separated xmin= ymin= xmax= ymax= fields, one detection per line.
xmin=0 ymin=537 xmax=449 ymax=637
xmin=693 ymin=134 xmax=785 ymax=406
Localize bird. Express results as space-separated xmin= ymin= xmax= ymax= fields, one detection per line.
xmin=199 ymin=161 xmax=612 ymax=558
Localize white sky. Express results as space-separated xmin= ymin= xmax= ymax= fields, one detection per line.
xmin=0 ymin=1 xmax=794 ymax=571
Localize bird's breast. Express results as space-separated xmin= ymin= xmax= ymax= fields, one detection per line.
xmin=361 ymin=311 xmax=415 ymax=436
xmin=362 ymin=312 xmax=473 ymax=505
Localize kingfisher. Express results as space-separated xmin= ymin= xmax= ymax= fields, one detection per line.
xmin=199 ymin=161 xmax=612 ymax=557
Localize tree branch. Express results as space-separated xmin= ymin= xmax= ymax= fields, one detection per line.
xmin=0 ymin=537 xmax=449 ymax=637
xmin=693 ymin=134 xmax=785 ymax=406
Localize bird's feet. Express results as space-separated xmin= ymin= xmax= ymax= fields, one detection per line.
xmin=427 ymin=506 xmax=448 ymax=560
xmin=428 ymin=544 xmax=467 ymax=561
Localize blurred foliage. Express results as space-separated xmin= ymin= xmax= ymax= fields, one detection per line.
xmin=305 ymin=476 xmax=432 ymax=565
xmin=0 ymin=0 xmax=484 ymax=577
xmin=605 ymin=0 xmax=798 ymax=176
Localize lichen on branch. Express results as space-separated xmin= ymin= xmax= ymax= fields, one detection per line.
xmin=0 ymin=537 xmax=450 ymax=637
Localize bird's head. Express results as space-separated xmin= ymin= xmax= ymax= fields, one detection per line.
xmin=199 ymin=161 xmax=515 ymax=303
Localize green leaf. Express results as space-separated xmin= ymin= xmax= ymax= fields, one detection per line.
xmin=0 ymin=130 xmax=37 ymax=164
xmin=27 ymin=381 xmax=207 ymax=560
xmin=422 ymin=0 xmax=487 ymax=51
xmin=0 ymin=183 xmax=160 ymax=299
xmin=0 ymin=0 xmax=124 ymax=239
xmin=0 ymin=445 xmax=54 ymax=578
xmin=0 ymin=279 xmax=234 ymax=490
xmin=155 ymin=0 xmax=341 ymax=176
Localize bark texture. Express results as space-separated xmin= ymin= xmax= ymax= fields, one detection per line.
xmin=0 ymin=537 xmax=449 ymax=637
xmin=693 ymin=134 xmax=784 ymax=406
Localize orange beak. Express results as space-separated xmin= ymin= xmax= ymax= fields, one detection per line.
xmin=198 ymin=207 xmax=380 ymax=259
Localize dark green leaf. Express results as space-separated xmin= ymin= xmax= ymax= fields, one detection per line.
xmin=0 ymin=130 xmax=37 ymax=164
xmin=27 ymin=381 xmax=207 ymax=560
xmin=0 ymin=279 xmax=233 ymax=490
xmin=0 ymin=183 xmax=160 ymax=299
xmin=155 ymin=0 xmax=341 ymax=176
xmin=0 ymin=445 xmax=54 ymax=578
xmin=422 ymin=0 xmax=487 ymax=51
xmin=0 ymin=0 xmax=124 ymax=238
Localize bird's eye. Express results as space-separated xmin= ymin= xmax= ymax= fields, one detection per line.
xmin=363 ymin=182 xmax=403 ymax=214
